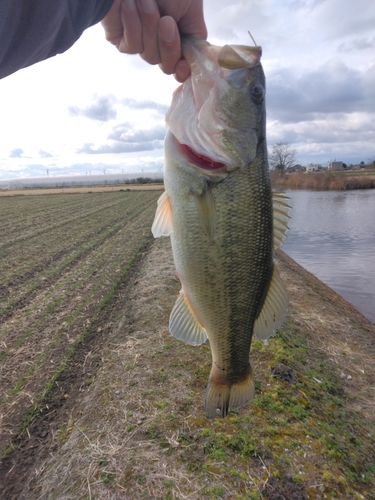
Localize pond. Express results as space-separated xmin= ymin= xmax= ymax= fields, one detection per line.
xmin=281 ymin=189 xmax=375 ymax=324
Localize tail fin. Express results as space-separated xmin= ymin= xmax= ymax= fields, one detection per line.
xmin=205 ymin=364 xmax=255 ymax=419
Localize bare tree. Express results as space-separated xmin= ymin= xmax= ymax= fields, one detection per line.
xmin=269 ymin=142 xmax=297 ymax=176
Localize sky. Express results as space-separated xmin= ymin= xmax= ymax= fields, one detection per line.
xmin=0 ymin=0 xmax=374 ymax=181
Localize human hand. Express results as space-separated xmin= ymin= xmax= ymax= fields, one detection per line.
xmin=101 ymin=0 xmax=207 ymax=82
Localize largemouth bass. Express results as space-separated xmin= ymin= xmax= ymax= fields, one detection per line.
xmin=152 ymin=37 xmax=290 ymax=419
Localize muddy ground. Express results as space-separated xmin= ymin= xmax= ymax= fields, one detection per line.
xmin=1 ymin=239 xmax=374 ymax=499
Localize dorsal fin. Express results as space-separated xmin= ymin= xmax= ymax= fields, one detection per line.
xmin=272 ymin=191 xmax=291 ymax=249
xmin=152 ymin=191 xmax=173 ymax=238
xmin=254 ymin=264 xmax=288 ymax=340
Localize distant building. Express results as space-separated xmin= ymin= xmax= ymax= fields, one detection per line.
xmin=294 ymin=164 xmax=305 ymax=172
xmin=306 ymin=163 xmax=321 ymax=172
xmin=328 ymin=161 xmax=343 ymax=171
xmin=285 ymin=164 xmax=305 ymax=173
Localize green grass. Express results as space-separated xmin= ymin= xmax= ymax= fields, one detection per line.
xmin=139 ymin=317 xmax=375 ymax=498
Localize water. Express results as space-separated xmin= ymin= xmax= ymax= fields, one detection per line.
xmin=281 ymin=189 xmax=375 ymax=324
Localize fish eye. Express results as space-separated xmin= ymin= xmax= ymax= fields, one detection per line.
xmin=251 ymin=83 xmax=264 ymax=102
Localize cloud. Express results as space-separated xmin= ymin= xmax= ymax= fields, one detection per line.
xmin=1 ymin=1 xmax=374 ymax=181
xmin=314 ymin=0 xmax=375 ymax=40
xmin=77 ymin=123 xmax=166 ymax=155
xmin=121 ymin=98 xmax=168 ymax=114
xmin=337 ymin=36 xmax=375 ymax=52
xmin=77 ymin=142 xmax=163 ymax=154
xmin=267 ymin=60 xmax=373 ymax=123
xmin=1 ymin=163 xmax=48 ymax=180
xmin=68 ymin=95 xmax=168 ymax=123
xmin=10 ymin=148 xmax=24 ymax=158
xmin=108 ymin=123 xmax=166 ymax=142
xmin=68 ymin=95 xmax=117 ymax=121
xmin=39 ymin=149 xmax=53 ymax=158
xmin=289 ymin=0 xmax=328 ymax=12
xmin=268 ymin=112 xmax=375 ymax=144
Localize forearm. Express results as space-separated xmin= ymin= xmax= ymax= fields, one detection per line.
xmin=0 ymin=0 xmax=114 ymax=79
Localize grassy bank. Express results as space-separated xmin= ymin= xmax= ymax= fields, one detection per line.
xmin=1 ymin=237 xmax=374 ymax=500
xmin=271 ymin=170 xmax=375 ymax=190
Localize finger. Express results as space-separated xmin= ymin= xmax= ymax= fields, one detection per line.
xmin=178 ymin=0 xmax=207 ymax=40
xmin=119 ymin=0 xmax=143 ymax=54
xmin=174 ymin=59 xmax=191 ymax=83
xmin=137 ymin=0 xmax=161 ymax=65
xmin=158 ymin=16 xmax=181 ymax=75
xmin=101 ymin=0 xmax=124 ymax=47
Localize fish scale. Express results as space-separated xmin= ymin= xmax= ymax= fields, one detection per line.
xmin=209 ymin=149 xmax=273 ymax=381
xmin=152 ymin=37 xmax=290 ymax=418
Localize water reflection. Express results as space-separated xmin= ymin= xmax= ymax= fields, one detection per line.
xmin=281 ymin=189 xmax=375 ymax=324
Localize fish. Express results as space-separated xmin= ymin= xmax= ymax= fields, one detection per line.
xmin=152 ymin=37 xmax=290 ymax=419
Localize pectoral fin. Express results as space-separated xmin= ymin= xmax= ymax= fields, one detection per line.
xmin=193 ymin=187 xmax=217 ymax=241
xmin=169 ymin=289 xmax=208 ymax=346
xmin=254 ymin=264 xmax=288 ymax=340
xmin=272 ymin=192 xmax=291 ymax=249
xmin=152 ymin=191 xmax=173 ymax=238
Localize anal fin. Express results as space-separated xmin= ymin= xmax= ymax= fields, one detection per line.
xmin=254 ymin=264 xmax=288 ymax=340
xmin=169 ymin=290 xmax=207 ymax=346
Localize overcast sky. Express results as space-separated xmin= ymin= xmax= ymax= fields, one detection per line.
xmin=0 ymin=0 xmax=374 ymax=181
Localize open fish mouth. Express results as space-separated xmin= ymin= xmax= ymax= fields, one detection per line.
xmin=182 ymin=144 xmax=226 ymax=171
xmin=166 ymin=37 xmax=264 ymax=171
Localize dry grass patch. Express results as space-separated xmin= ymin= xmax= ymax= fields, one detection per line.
xmin=276 ymin=250 xmax=375 ymax=423
xmin=12 ymin=240 xmax=372 ymax=500
xmin=0 ymin=184 xmax=164 ymax=197
xmin=271 ymin=170 xmax=375 ymax=191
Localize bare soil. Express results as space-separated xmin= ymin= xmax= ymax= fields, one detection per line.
xmin=1 ymin=235 xmax=374 ymax=499
xmin=0 ymin=184 xmax=164 ymax=197
xmin=0 ymin=192 xmax=160 ymax=459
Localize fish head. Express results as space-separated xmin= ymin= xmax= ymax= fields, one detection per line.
xmin=166 ymin=37 xmax=266 ymax=179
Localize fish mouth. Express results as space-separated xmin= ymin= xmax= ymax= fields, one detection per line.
xmin=182 ymin=143 xmax=226 ymax=171
xmin=166 ymin=38 xmax=263 ymax=173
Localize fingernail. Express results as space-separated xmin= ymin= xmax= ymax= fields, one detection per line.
xmin=139 ymin=0 xmax=155 ymax=14
xmin=161 ymin=17 xmax=176 ymax=44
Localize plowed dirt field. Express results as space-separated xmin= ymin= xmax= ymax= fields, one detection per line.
xmin=0 ymin=190 xmax=160 ymax=457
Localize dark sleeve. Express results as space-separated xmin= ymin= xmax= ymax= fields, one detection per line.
xmin=0 ymin=0 xmax=114 ymax=79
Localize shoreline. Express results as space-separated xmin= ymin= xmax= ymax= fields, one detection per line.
xmin=271 ymin=170 xmax=375 ymax=191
